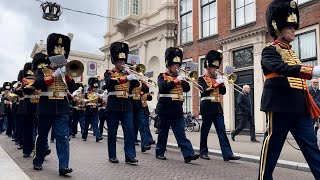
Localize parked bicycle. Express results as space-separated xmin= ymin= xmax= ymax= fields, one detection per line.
xmin=184 ymin=112 xmax=201 ymax=132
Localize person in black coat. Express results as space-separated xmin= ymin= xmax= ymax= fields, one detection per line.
xmin=198 ymin=50 xmax=241 ymax=161
xmin=231 ymin=84 xmax=259 ymax=142
xmin=309 ymin=78 xmax=320 ymax=135
xmin=258 ymin=1 xmax=320 ymax=179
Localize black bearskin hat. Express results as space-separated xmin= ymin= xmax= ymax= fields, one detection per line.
xmin=165 ymin=47 xmax=183 ymax=67
xmin=204 ymin=50 xmax=222 ymax=68
xmin=110 ymin=42 xmax=129 ymax=64
xmin=32 ymin=53 xmax=50 ymax=71
xmin=266 ymin=0 xmax=299 ymax=39
xmin=88 ymin=77 xmax=99 ymax=88
xmin=17 ymin=70 xmax=24 ymax=82
xmin=47 ymin=33 xmax=71 ymax=59
xmin=23 ymin=62 xmax=33 ymax=77
xmin=3 ymin=82 xmax=12 ymax=90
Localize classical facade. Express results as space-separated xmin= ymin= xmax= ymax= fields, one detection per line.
xmin=30 ymin=40 xmax=105 ymax=88
xmin=177 ymin=0 xmax=320 ymax=133
xmin=100 ymin=0 xmax=179 ymax=109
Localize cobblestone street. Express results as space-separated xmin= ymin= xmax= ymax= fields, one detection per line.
xmin=0 ymin=134 xmax=315 ymax=180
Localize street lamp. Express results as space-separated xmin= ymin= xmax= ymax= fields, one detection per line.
xmin=40 ymin=1 xmax=63 ymax=21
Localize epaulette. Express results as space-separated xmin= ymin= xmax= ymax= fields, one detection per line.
xmin=265 ymin=43 xmax=274 ymax=48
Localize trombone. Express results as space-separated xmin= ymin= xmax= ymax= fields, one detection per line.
xmin=177 ymin=69 xmax=204 ymax=93
xmin=122 ymin=64 xmax=157 ymax=87
xmin=215 ymin=69 xmax=243 ymax=94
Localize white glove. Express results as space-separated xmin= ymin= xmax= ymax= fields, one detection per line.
xmin=127 ymin=74 xmax=139 ymax=81
xmin=60 ymin=66 xmax=66 ymax=73
xmin=52 ymin=68 xmax=62 ymax=77
xmin=312 ymin=66 xmax=320 ymax=77
xmin=177 ymin=74 xmax=186 ymax=81
xmin=124 ymin=67 xmax=131 ymax=73
xmin=216 ymin=77 xmax=224 ymax=84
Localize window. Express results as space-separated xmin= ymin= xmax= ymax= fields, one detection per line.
xmin=118 ymin=0 xmax=129 ymax=18
xmin=180 ymin=0 xmax=193 ymax=44
xmin=235 ymin=0 xmax=255 ymax=27
xmin=133 ymin=0 xmax=139 ymax=15
xmin=292 ymin=30 xmax=317 ymax=66
xmin=201 ymin=0 xmax=217 ymax=37
xmin=233 ymin=47 xmax=254 ymax=68
xmin=295 ymin=0 xmax=312 ymax=5
xmin=181 ymin=60 xmax=192 ymax=113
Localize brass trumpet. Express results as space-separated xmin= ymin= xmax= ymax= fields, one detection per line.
xmin=122 ymin=64 xmax=157 ymax=87
xmin=215 ymin=69 xmax=243 ymax=94
xmin=177 ymin=69 xmax=204 ymax=93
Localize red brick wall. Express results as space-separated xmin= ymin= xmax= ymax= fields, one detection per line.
xmin=177 ymin=0 xmax=320 ymax=115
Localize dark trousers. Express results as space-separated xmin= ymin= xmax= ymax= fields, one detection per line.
xmin=233 ymin=114 xmax=256 ymax=140
xmin=33 ymin=114 xmax=70 ymax=170
xmin=133 ymin=109 xmax=148 ymax=148
xmin=23 ymin=115 xmax=36 ymax=155
xmin=107 ymin=111 xmax=136 ymax=159
xmin=82 ymin=114 xmax=101 ymax=140
xmin=156 ymin=115 xmax=194 ymax=158
xmin=16 ymin=114 xmax=24 ymax=145
xmin=0 ymin=117 xmax=4 ymax=133
xmin=6 ymin=112 xmax=13 ymax=136
xmin=71 ymin=110 xmax=85 ymax=135
xmin=98 ymin=109 xmax=107 ymax=135
xmin=200 ymin=114 xmax=233 ymax=159
xmin=144 ymin=114 xmax=153 ymax=143
xmin=258 ymin=112 xmax=320 ymax=180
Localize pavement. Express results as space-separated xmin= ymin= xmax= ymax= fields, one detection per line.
xmin=0 ymin=133 xmax=316 ymax=180
xmin=115 ymin=123 xmax=320 ymax=171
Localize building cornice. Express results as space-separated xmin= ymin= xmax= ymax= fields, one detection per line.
xmin=100 ymin=19 xmax=178 ymax=52
xmin=217 ymin=26 xmax=268 ymax=45
xmin=30 ymin=43 xmax=104 ymax=61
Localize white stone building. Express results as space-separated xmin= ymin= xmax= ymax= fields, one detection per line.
xmin=31 ymin=40 xmax=105 ymax=88
xmin=100 ymin=0 xmax=178 ymax=109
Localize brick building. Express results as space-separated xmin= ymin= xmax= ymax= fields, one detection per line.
xmin=177 ymin=0 xmax=320 ymax=133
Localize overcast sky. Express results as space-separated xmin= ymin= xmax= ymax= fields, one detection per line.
xmin=0 ymin=0 xmax=108 ymax=85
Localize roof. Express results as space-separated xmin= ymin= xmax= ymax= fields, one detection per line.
xmin=31 ymin=43 xmax=104 ymax=61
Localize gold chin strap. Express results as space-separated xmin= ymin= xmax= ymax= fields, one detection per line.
xmin=271 ymin=20 xmax=283 ymax=38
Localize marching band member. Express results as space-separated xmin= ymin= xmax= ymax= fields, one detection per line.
xmin=130 ymin=79 xmax=151 ymax=152
xmin=259 ymin=1 xmax=320 ymax=179
xmin=98 ymin=85 xmax=108 ymax=135
xmin=13 ymin=71 xmax=24 ymax=148
xmin=3 ymin=81 xmax=13 ymax=138
xmin=141 ymin=91 xmax=155 ymax=146
xmin=82 ymin=77 xmax=103 ymax=142
xmin=71 ymin=83 xmax=85 ymax=137
xmin=33 ymin=33 xmax=75 ymax=175
xmin=104 ymin=42 xmax=140 ymax=164
xmin=198 ymin=50 xmax=240 ymax=161
xmin=21 ymin=60 xmax=41 ymax=158
xmin=155 ymin=47 xmax=199 ymax=163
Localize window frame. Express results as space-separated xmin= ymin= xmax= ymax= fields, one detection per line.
xmin=292 ymin=30 xmax=317 ymax=64
xmin=179 ymin=0 xmax=193 ymax=44
xmin=181 ymin=58 xmax=193 ymax=114
xmin=233 ymin=0 xmax=256 ymax=28
xmin=200 ymin=0 xmax=218 ymax=38
xmin=295 ymin=0 xmax=313 ymax=5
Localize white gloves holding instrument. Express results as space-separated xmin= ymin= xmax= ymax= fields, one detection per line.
xmin=216 ymin=77 xmax=224 ymax=84
xmin=52 ymin=66 xmax=66 ymax=78
xmin=312 ymin=66 xmax=320 ymax=77
xmin=177 ymin=73 xmax=186 ymax=81
xmin=127 ymin=74 xmax=140 ymax=81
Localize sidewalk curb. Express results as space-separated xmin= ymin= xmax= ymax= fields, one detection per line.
xmin=0 ymin=146 xmax=30 ymax=180
xmin=111 ymin=134 xmax=310 ymax=172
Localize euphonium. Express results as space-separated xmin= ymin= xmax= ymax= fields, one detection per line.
xmin=66 ymin=60 xmax=84 ymax=78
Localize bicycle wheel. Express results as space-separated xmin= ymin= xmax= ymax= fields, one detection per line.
xmin=185 ymin=120 xmax=194 ymax=132
xmin=192 ymin=118 xmax=201 ymax=132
